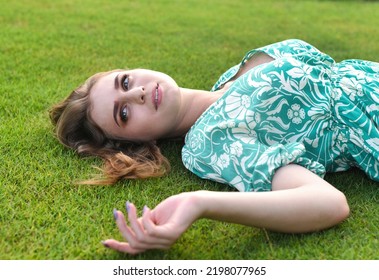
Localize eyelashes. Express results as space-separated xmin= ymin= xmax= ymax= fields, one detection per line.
xmin=121 ymin=74 xmax=129 ymax=91
xmin=119 ymin=74 xmax=129 ymax=122
xmin=120 ymin=105 xmax=128 ymax=122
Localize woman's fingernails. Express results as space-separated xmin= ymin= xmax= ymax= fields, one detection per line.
xmin=126 ymin=201 xmax=131 ymax=213
xmin=101 ymin=241 xmax=110 ymax=248
xmin=113 ymin=208 xmax=118 ymax=220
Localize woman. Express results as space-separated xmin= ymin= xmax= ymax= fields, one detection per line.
xmin=50 ymin=39 xmax=379 ymax=255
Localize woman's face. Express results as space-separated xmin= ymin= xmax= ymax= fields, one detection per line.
xmin=89 ymin=69 xmax=182 ymax=142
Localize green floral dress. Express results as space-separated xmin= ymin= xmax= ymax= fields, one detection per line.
xmin=182 ymin=39 xmax=379 ymax=192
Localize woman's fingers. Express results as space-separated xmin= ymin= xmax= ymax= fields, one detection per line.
xmin=102 ymin=239 xmax=144 ymax=255
xmin=102 ymin=238 xmax=170 ymax=255
xmin=112 ymin=205 xmax=172 ymax=251
xmin=105 ymin=194 xmax=199 ymax=254
xmin=113 ymin=209 xmax=138 ymax=244
xmin=125 ymin=202 xmax=146 ymax=240
xmin=141 ymin=206 xmax=176 ymax=242
xmin=141 ymin=206 xmax=155 ymax=234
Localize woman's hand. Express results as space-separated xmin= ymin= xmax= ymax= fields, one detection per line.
xmin=102 ymin=192 xmax=203 ymax=255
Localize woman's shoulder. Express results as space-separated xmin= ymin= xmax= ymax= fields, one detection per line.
xmin=246 ymin=39 xmax=329 ymax=62
xmin=211 ymin=39 xmax=334 ymax=91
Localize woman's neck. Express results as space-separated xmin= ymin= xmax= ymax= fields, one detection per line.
xmin=168 ymin=87 xmax=222 ymax=138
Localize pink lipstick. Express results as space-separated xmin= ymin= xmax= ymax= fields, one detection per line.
xmin=153 ymin=84 xmax=162 ymax=110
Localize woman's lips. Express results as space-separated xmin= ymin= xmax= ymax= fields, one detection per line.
xmin=152 ymin=84 xmax=162 ymax=110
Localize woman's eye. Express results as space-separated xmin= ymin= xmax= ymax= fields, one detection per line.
xmin=120 ymin=106 xmax=128 ymax=122
xmin=121 ymin=75 xmax=129 ymax=91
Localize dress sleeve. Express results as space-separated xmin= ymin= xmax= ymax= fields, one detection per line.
xmin=182 ymin=134 xmax=326 ymax=192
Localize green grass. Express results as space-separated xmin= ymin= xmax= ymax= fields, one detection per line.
xmin=1 ymin=0 xmax=379 ymax=260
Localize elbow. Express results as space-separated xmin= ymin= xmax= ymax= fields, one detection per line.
xmin=334 ymin=191 xmax=350 ymax=224
xmin=309 ymin=190 xmax=350 ymax=233
xmin=324 ymin=190 xmax=350 ymax=229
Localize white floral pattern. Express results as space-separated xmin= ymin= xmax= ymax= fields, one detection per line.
xmin=287 ymin=104 xmax=306 ymax=124
xmin=182 ymin=39 xmax=379 ymax=192
xmin=230 ymin=142 xmax=243 ymax=157
xmin=217 ymin=153 xmax=230 ymax=169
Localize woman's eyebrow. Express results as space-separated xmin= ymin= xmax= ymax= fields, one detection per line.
xmin=114 ymin=74 xmax=120 ymax=90
xmin=113 ymin=101 xmax=120 ymax=127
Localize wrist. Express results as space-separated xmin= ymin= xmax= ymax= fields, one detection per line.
xmin=180 ymin=190 xmax=210 ymax=220
xmin=190 ymin=190 xmax=213 ymax=219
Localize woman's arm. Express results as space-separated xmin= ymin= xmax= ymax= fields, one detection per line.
xmin=103 ymin=164 xmax=350 ymax=254
xmin=199 ymin=164 xmax=349 ymax=233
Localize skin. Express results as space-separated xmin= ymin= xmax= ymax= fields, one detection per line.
xmin=104 ymin=165 xmax=349 ymax=254
xmin=90 ymin=69 xmax=221 ymax=141
xmin=96 ymin=53 xmax=350 ymax=254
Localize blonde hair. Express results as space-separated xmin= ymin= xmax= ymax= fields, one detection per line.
xmin=49 ymin=70 xmax=170 ymax=184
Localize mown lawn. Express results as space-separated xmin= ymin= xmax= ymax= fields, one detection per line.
xmin=0 ymin=0 xmax=378 ymax=260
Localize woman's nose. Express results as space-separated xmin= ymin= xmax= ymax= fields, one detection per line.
xmin=125 ymin=86 xmax=145 ymax=104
